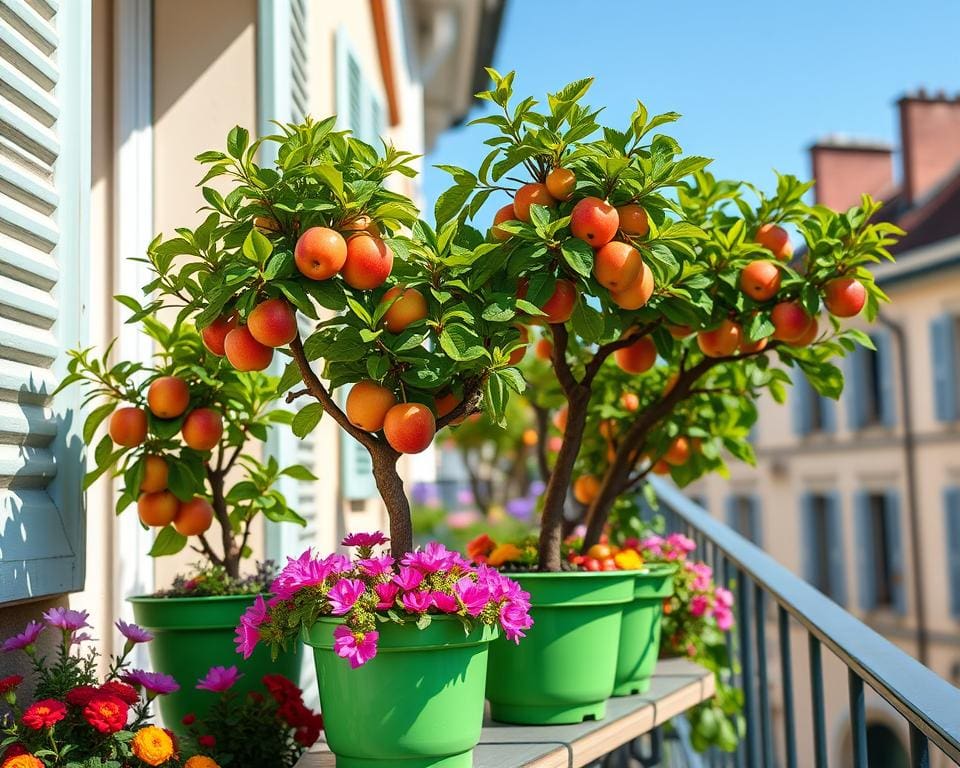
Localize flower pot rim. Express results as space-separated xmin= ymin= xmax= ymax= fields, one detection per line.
xmin=627 ymin=563 xmax=680 ymax=576
xmin=496 ymin=569 xmax=637 ymax=579
xmin=128 ymin=592 xmax=269 ymax=605
xmin=304 ymin=614 xmax=499 ymax=654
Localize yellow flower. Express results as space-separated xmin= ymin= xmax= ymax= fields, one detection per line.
xmin=614 ymin=549 xmax=644 ymax=571
xmin=185 ymin=758 xmax=221 ymax=768
xmin=3 ymin=755 xmax=44 ymax=768
xmin=487 ymin=543 xmax=523 ymax=567
xmin=132 ymin=725 xmax=175 ymax=766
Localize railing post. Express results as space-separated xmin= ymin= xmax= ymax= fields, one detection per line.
xmin=848 ymin=670 xmax=867 ymax=768
xmin=754 ymin=586 xmax=774 ymax=766
xmin=778 ymin=606 xmax=798 ymax=768
xmin=909 ymin=724 xmax=930 ymax=768
xmin=808 ymin=635 xmax=829 ymax=768
xmin=737 ymin=569 xmax=758 ymax=768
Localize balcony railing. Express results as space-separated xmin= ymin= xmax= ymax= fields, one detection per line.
xmin=649 ymin=477 xmax=960 ymax=768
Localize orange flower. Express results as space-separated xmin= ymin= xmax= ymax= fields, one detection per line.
xmin=132 ymin=725 xmax=174 ymax=766
xmin=466 ymin=533 xmax=496 ymax=562
xmin=2 ymin=755 xmax=43 ymax=768
xmin=486 ymin=543 xmax=523 ymax=567
xmin=185 ymin=757 xmax=221 ymax=768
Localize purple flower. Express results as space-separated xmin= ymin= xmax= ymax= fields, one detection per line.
xmin=43 ymin=607 xmax=90 ymax=633
xmin=454 ymin=577 xmax=490 ymax=617
xmin=196 ymin=665 xmax=242 ymax=692
xmin=2 ymin=621 xmax=44 ymax=652
xmin=401 ymin=541 xmax=457 ymax=573
xmin=393 ymin=566 xmax=424 ymax=591
xmin=431 ymin=591 xmax=458 ymax=613
xmin=327 ymin=579 xmax=365 ymax=616
xmin=499 ymin=600 xmax=533 ymax=643
xmin=123 ymin=669 xmax=180 ymax=696
xmin=333 ymin=625 xmax=378 ymax=668
xmin=529 ymin=480 xmax=546 ymax=496
xmin=234 ymin=595 xmax=269 ymax=659
xmin=505 ymin=497 xmax=535 ymax=519
xmin=401 ymin=590 xmax=433 ymax=613
xmin=70 ymin=632 xmax=94 ymax=645
xmin=271 ymin=551 xmax=350 ymax=601
xmin=116 ymin=619 xmax=153 ymax=645
xmin=374 ymin=582 xmax=400 ymax=610
xmin=359 ymin=555 xmax=395 ymax=578
xmin=341 ymin=532 xmax=389 ymax=548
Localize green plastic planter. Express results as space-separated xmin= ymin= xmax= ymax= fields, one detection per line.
xmin=613 ymin=564 xmax=677 ymax=696
xmin=485 ymin=570 xmax=635 ymax=725
xmin=129 ymin=594 xmax=303 ymax=729
xmin=303 ymin=616 xmax=496 ymax=768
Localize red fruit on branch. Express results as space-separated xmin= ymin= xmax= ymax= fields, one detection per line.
xmin=755 ymin=223 xmax=793 ymax=261
xmin=224 ymin=326 xmax=274 ymax=371
xmin=697 ymin=320 xmax=742 ymax=357
xmin=513 ymin=183 xmax=556 ymax=221
xmin=173 ymin=497 xmax=214 ymax=536
xmin=201 ymin=314 xmax=238 ymax=356
xmin=615 ymin=336 xmax=657 ymax=374
xmin=740 ymin=260 xmax=782 ymax=302
xmin=346 ymin=381 xmax=397 ymax=432
xmin=542 ymin=279 xmax=577 ymax=324
xmin=341 ymin=235 xmax=394 ymax=290
xmin=824 ymin=277 xmax=866 ymax=317
xmin=147 ymin=376 xmax=190 ymax=419
xmin=294 ymin=226 xmax=347 ymax=280
xmin=617 ymin=204 xmax=649 ymax=237
xmin=109 ymin=407 xmax=148 ymax=447
xmin=381 ymin=286 xmax=429 ymax=332
xmin=247 ymin=298 xmax=298 ymax=347
xmin=181 ymin=408 xmax=224 ymax=451
xmin=594 ymin=241 xmax=642 ymax=291
xmin=383 ymin=403 xmax=436 ymax=454
xmin=570 ymin=196 xmax=619 ymax=247
xmin=545 ymin=167 xmax=576 ymax=201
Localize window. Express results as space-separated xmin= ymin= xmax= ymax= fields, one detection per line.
xmin=855 ymin=491 xmax=905 ymax=613
xmin=931 ymin=314 xmax=959 ymax=422
xmin=801 ymin=493 xmax=846 ymax=603
xmin=335 ymin=27 xmax=386 ymax=145
xmin=847 ymin=332 xmax=896 ymax=429
xmin=945 ymin=487 xmax=960 ymax=618
xmin=726 ymin=495 xmax=761 ymax=545
xmin=793 ymin=373 xmax=837 ymax=436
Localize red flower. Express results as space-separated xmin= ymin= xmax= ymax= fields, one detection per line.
xmin=83 ymin=697 xmax=129 ymax=734
xmin=2 ymin=744 xmax=27 ymax=759
xmin=466 ymin=533 xmax=496 ymax=562
xmin=0 ymin=675 xmax=23 ymax=695
xmin=21 ymin=699 xmax=66 ymax=730
xmin=99 ymin=681 xmax=140 ymax=706
xmin=293 ymin=713 xmax=323 ymax=747
xmin=198 ymin=735 xmax=216 ymax=749
xmin=65 ymin=686 xmax=99 ymax=707
xmin=262 ymin=674 xmax=300 ymax=704
xmin=181 ymin=713 xmax=196 ymax=726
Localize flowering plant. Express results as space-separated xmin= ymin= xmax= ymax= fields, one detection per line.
xmin=465 ymin=532 xmax=646 ymax=572
xmin=0 ymin=610 xmax=190 ymax=767
xmin=154 ymin=561 xmax=277 ymax=598
xmin=236 ymin=533 xmax=533 ymax=668
xmin=178 ymin=667 xmax=321 ymax=768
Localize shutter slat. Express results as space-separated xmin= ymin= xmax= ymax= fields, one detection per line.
xmin=0 ymin=21 xmax=57 ymax=88
xmin=23 ymin=0 xmax=56 ymax=21
xmin=0 ymin=59 xmax=58 ymax=126
xmin=0 ymin=358 xmax=55 ymax=403
xmin=0 ymin=200 xmax=58 ymax=250
xmin=0 ymin=315 xmax=59 ymax=364
xmin=0 ymin=399 xmax=55 ymax=446
xmin=0 ymin=241 xmax=59 ymax=289
xmin=0 ymin=102 xmax=60 ymax=164
xmin=0 ymin=0 xmax=58 ymax=56
xmin=0 ymin=443 xmax=55 ymax=487
xmin=875 ymin=332 xmax=897 ymax=427
xmin=0 ymin=274 xmax=58 ymax=324
xmin=0 ymin=156 xmax=57 ymax=211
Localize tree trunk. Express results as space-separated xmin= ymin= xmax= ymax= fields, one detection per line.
xmin=370 ymin=447 xmax=414 ymax=556
xmin=581 ymin=454 xmax=632 ymax=551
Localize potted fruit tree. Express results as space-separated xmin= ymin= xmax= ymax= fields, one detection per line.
xmin=57 ymin=313 xmax=310 ymax=726
xmin=438 ymin=70 xmax=900 ymax=724
xmin=144 ymin=118 xmax=531 ymax=767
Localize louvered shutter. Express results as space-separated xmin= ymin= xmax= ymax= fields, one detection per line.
xmin=885 ymin=489 xmax=906 ymax=615
xmin=0 ymin=0 xmax=90 ymax=602
xmin=826 ymin=492 xmax=847 ymax=607
xmin=855 ymin=491 xmax=876 ymax=612
xmin=289 ymin=0 xmax=308 ymax=122
xmin=791 ymin=372 xmax=812 ymax=436
xmin=847 ymin=346 xmax=868 ymax=430
xmin=800 ymin=494 xmax=815 ymax=584
xmin=931 ymin=315 xmax=959 ymax=423
xmin=874 ymin=331 xmax=897 ymax=427
xmin=945 ymin=487 xmax=960 ymax=618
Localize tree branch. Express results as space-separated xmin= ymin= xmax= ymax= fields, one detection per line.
xmin=583 ymin=321 xmax=659 ymax=385
xmin=531 ymin=402 xmax=552 ymax=483
xmin=549 ymin=323 xmax=579 ymax=396
xmin=436 ymin=375 xmax=485 ymax=430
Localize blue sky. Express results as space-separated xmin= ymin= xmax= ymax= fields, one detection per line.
xmin=425 ymin=0 xmax=960 ymax=213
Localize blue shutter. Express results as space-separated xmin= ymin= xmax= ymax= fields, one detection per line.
xmin=725 ymin=495 xmax=737 ymax=533
xmin=931 ymin=316 xmax=959 ymax=422
xmin=945 ymin=488 xmax=960 ymax=618
xmin=826 ymin=492 xmax=847 ymax=606
xmin=749 ymin=495 xmax=762 ymax=547
xmin=847 ymin=347 xmax=868 ymax=430
xmin=820 ymin=394 xmax=837 ymax=433
xmin=855 ymin=492 xmax=876 ymax=611
xmin=875 ymin=332 xmax=897 ymax=427
xmin=800 ymin=493 xmax=815 ymax=583
xmin=792 ymin=373 xmax=812 ymax=436
xmin=290 ymin=0 xmax=309 ymax=122
xmin=885 ymin=489 xmax=906 ymax=615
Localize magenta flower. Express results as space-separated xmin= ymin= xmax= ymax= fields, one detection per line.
xmin=689 ymin=562 xmax=713 ymax=593
xmin=714 ymin=605 xmax=734 ymax=631
xmin=401 ymin=590 xmax=433 ymax=613
xmin=667 ymin=533 xmax=696 ymax=554
xmin=393 ymin=566 xmax=424 ymax=591
xmin=1 ymin=621 xmax=44 ymax=653
xmin=402 ymin=541 xmax=457 ymax=573
xmin=116 ymin=619 xmax=153 ymax=645
xmin=235 ymin=595 xmax=269 ymax=659
xmin=70 ymin=632 xmax=94 ymax=645
xmin=341 ymin=531 xmax=389 ymax=548
xmin=333 ymin=626 xmax=378 ymax=668
xmin=715 ymin=586 xmax=734 ymax=608
xmin=327 ymin=579 xmax=365 ymax=616
xmin=454 ymin=577 xmax=489 ymax=617
xmin=196 ymin=665 xmax=242 ymax=692
xmin=359 ymin=555 xmax=395 ymax=578
xmin=431 ymin=591 xmax=458 ymax=613
xmin=499 ymin=600 xmax=533 ymax=643
xmin=43 ymin=607 xmax=90 ymax=633
xmin=123 ymin=669 xmax=180 ymax=696
xmin=271 ymin=551 xmax=350 ymax=601
xmin=374 ymin=582 xmax=400 ymax=610
xmin=690 ymin=594 xmax=710 ymax=618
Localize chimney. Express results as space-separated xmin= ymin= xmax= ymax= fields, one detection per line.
xmin=898 ymin=90 xmax=960 ymax=204
xmin=809 ymin=135 xmax=894 ymax=210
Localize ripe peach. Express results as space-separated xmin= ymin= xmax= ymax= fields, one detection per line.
xmin=542 ymin=279 xmax=577 ymax=324
xmin=508 ymin=325 xmax=529 ymax=365
xmin=594 ymin=241 xmax=642 ymax=291
xmin=697 ymin=320 xmax=742 ymax=357
xmin=651 ymin=459 xmax=672 ymax=476
xmin=615 ymin=336 xmax=657 ymax=374
xmin=573 ymin=475 xmax=600 ymax=505
xmin=571 ymin=197 xmax=619 ymax=247
xmin=824 ymin=277 xmax=866 ymax=317
xmin=346 ymin=380 xmax=397 ymax=432
xmin=545 ymin=167 xmax=576 ymax=201
xmin=435 ymin=392 xmax=466 ymax=425
xmin=140 ymin=455 xmax=169 ymax=493
xmin=247 ymin=298 xmax=298 ymax=347
xmin=109 ymin=407 xmax=148 ymax=447
xmin=621 ymin=392 xmax=640 ymax=412
xmin=610 ymin=262 xmax=654 ymax=310
xmin=383 ymin=402 xmax=436 ymax=454
xmin=294 ymin=226 xmax=347 ymax=280
xmin=617 ymin=204 xmax=650 ymax=237
xmin=181 ymin=408 xmax=224 ymax=451
xmin=667 ymin=324 xmax=693 ymax=339
xmin=382 ymin=286 xmax=428 ymax=333
xmin=147 ymin=376 xmax=190 ymax=419
xmin=788 ymin=316 xmax=819 ymax=347
xmin=740 ymin=260 xmax=782 ymax=302
xmin=492 ymin=204 xmax=518 ymax=241
xmin=137 ymin=490 xmax=179 ymax=528
xmin=553 ymin=406 xmax=568 ymax=433
xmin=599 ymin=419 xmax=618 ymax=440
xmin=341 ymin=234 xmax=394 ymax=290
xmin=739 ymin=336 xmax=769 ymax=354
xmin=664 ymin=436 xmax=690 ymax=466
xmin=224 ymin=326 xmax=274 ymax=371
xmin=173 ymin=497 xmax=214 ymax=536
xmin=755 ymin=223 xmax=793 ymax=261
xmin=342 ymin=215 xmax=381 ymax=238
xmin=535 ymin=337 xmax=554 ymax=360
xmin=547 ymin=435 xmax=563 ymax=452
xmin=522 ymin=428 xmax=538 ymax=446
xmin=513 ymin=183 xmax=556 ymax=222
xmin=771 ymin=301 xmax=812 ymax=342
xmin=201 ymin=314 xmax=238 ymax=356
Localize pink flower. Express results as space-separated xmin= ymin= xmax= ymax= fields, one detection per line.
xmin=499 ymin=600 xmax=533 ymax=643
xmin=271 ymin=551 xmax=350 ymax=601
xmin=715 ymin=586 xmax=734 ymax=608
xmin=341 ymin=531 xmax=389 ymax=548
xmin=639 ymin=535 xmax=665 ymax=558
xmin=431 ymin=591 xmax=458 ymax=613
xmin=401 ymin=590 xmax=433 ymax=613
xmin=327 ymin=579 xmax=365 ymax=615
xmin=454 ymin=577 xmax=489 ymax=617
xmin=689 ymin=562 xmax=713 ymax=592
xmin=359 ymin=555 xmax=395 ymax=578
xmin=2 ymin=621 xmax=44 ymax=652
xmin=196 ymin=665 xmax=242 ymax=692
xmin=401 ymin=541 xmax=458 ymax=573
xmin=235 ymin=595 xmax=269 ymax=659
xmin=116 ymin=620 xmax=153 ymax=644
xmin=43 ymin=607 xmax=90 ymax=633
xmin=332 ymin=625 xmax=378 ymax=668
xmin=122 ymin=670 xmax=180 ymax=696
xmin=690 ymin=594 xmax=710 ymax=618
xmin=374 ymin=582 xmax=400 ymax=610
xmin=714 ymin=605 xmax=734 ymax=631
xmin=667 ymin=532 xmax=696 ymax=553
xmin=393 ymin=566 xmax=424 ymax=591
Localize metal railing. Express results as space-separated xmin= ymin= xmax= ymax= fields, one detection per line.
xmin=649 ymin=477 xmax=960 ymax=768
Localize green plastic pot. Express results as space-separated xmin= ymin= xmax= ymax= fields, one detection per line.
xmin=613 ymin=564 xmax=677 ymax=696
xmin=129 ymin=594 xmax=303 ymax=729
xmin=485 ymin=570 xmax=635 ymax=725
xmin=303 ymin=616 xmax=497 ymax=768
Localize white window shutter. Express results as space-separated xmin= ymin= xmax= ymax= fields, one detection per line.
xmin=0 ymin=0 xmax=90 ymax=601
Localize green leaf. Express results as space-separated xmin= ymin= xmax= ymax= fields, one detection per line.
xmin=148 ymin=526 xmax=188 ymax=557
xmin=439 ymin=324 xmax=488 ymax=362
xmin=281 ymin=464 xmax=318 ymax=481
xmin=571 ymin=299 xmax=604 ymax=343
xmin=83 ymin=401 xmax=118 ymax=444
xmin=292 ymin=403 xmax=324 ymax=437
xmin=435 ymin=183 xmax=474 ymax=227
xmin=226 ymin=126 xmax=249 ymax=159
xmin=560 ymin=239 xmax=594 ymax=277
xmin=314 ymin=164 xmax=344 ymax=199
xmin=242 ymin=228 xmax=273 ymax=264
